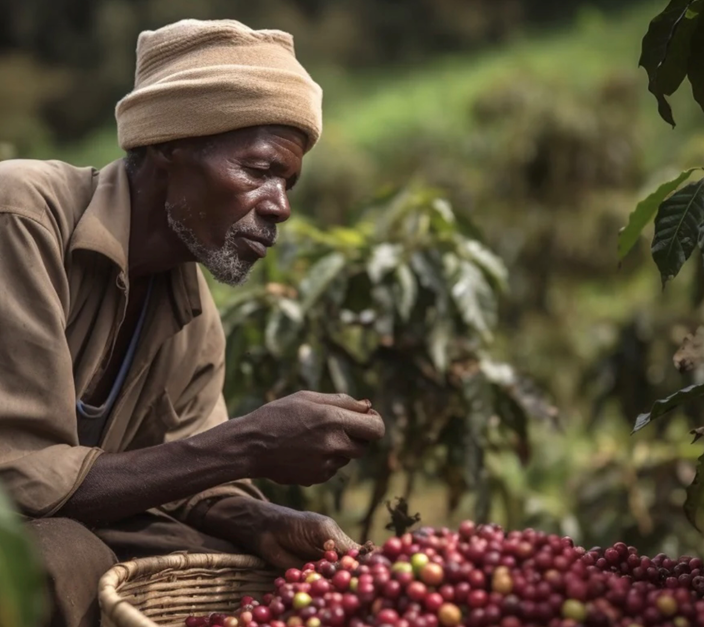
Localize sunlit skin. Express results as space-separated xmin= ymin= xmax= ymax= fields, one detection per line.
xmin=127 ymin=124 xmax=306 ymax=280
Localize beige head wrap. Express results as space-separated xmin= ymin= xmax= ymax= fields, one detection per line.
xmin=115 ymin=19 xmax=323 ymax=152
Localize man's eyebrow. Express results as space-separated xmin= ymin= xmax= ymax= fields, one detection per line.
xmin=269 ymin=155 xmax=295 ymax=171
xmin=287 ymin=173 xmax=300 ymax=190
xmin=266 ymin=155 xmax=301 ymax=187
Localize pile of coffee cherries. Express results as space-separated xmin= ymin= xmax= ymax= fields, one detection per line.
xmin=184 ymin=521 xmax=704 ymax=627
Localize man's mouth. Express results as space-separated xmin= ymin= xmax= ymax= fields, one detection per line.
xmin=237 ymin=234 xmax=274 ymax=258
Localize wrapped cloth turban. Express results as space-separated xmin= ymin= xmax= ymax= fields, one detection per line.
xmin=116 ymin=19 xmax=323 ymax=151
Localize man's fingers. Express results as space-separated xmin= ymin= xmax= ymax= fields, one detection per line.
xmin=325 ymin=457 xmax=347 ymax=479
xmin=259 ymin=535 xmax=307 ymax=569
xmin=323 ymin=524 xmax=360 ymax=555
xmin=339 ymin=408 xmax=386 ymax=442
xmin=304 ymin=391 xmax=372 ymax=413
xmin=338 ymin=438 xmax=367 ymax=460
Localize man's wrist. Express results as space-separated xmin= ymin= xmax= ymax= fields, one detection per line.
xmin=188 ymin=495 xmax=224 ymax=530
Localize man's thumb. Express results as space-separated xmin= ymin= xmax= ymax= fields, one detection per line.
xmin=327 ymin=525 xmax=360 ymax=554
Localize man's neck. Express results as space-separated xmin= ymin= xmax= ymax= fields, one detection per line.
xmin=125 ymin=157 xmax=194 ymax=278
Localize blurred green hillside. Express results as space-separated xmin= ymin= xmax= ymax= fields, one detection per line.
xmin=4 ymin=0 xmax=704 ymax=555
xmin=0 ymin=0 xmax=642 ymax=151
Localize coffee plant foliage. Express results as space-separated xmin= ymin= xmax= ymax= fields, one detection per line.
xmin=619 ymin=0 xmax=704 ymax=533
xmin=217 ymin=186 xmax=556 ymax=538
xmin=0 ymin=484 xmax=45 ymax=627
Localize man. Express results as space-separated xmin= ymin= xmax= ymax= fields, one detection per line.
xmin=0 ymin=18 xmax=385 ymax=627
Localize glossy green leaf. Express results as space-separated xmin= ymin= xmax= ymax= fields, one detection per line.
xmin=327 ymin=353 xmax=357 ymax=397
xmin=367 ymin=244 xmax=402 ymax=284
xmin=494 ymin=387 xmax=529 ymax=443
xmin=298 ymin=343 xmax=324 ymax=390
xmin=299 ymin=252 xmax=346 ymax=312
xmin=688 ymin=7 xmax=704 ymax=115
xmin=327 ymin=226 xmax=367 ymax=249
xmin=460 ymin=239 xmax=509 ymax=291
xmin=685 ymin=453 xmax=704 ymax=531
xmin=618 ymin=169 xmax=698 ymax=260
xmin=222 ymin=300 xmax=263 ymax=332
xmin=394 ymin=263 xmax=418 ymax=321
xmin=428 ymin=316 xmax=452 ymax=372
xmin=431 ymin=198 xmax=456 ymax=224
xmin=224 ymin=328 xmax=249 ymax=402
xmin=459 ymin=372 xmax=492 ymax=520
xmin=651 ymin=178 xmax=704 ymax=286
xmin=278 ymin=298 xmax=304 ymax=324
xmin=264 ymin=306 xmax=302 ymax=356
xmin=411 ymin=251 xmax=444 ymax=290
xmin=371 ymin=285 xmax=396 ymax=339
xmin=639 ymin=0 xmax=704 ymax=126
xmin=411 ymin=251 xmax=450 ymax=317
xmin=0 ymin=486 xmax=45 ymax=627
xmin=632 ymin=381 xmax=704 ymax=433
xmin=428 ymin=198 xmax=457 ymax=235
xmin=448 ymin=258 xmax=498 ymax=341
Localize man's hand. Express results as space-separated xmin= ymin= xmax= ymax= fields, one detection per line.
xmin=236 ymin=391 xmax=385 ymax=486
xmin=58 ymin=391 xmax=383 ymax=527
xmin=201 ymin=496 xmax=358 ymax=569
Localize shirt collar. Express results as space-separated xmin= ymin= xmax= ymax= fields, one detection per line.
xmin=69 ymin=158 xmax=202 ymax=323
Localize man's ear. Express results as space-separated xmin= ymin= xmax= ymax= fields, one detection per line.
xmin=149 ymin=139 xmax=200 ymax=171
xmin=147 ymin=142 xmax=177 ymax=169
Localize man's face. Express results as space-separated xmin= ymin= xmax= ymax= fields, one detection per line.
xmin=161 ymin=125 xmax=306 ymax=286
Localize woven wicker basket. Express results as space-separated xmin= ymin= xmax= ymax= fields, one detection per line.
xmin=99 ymin=553 xmax=279 ymax=627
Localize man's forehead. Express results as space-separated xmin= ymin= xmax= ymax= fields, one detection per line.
xmin=198 ymin=125 xmax=307 ymax=157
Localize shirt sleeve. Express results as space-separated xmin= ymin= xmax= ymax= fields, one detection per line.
xmin=159 ymin=278 xmax=266 ymax=522
xmin=0 ymin=212 xmax=104 ymax=518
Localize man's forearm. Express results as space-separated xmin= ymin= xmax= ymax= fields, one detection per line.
xmin=56 ymin=421 xmax=255 ymax=527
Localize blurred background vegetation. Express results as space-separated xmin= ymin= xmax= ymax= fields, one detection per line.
xmin=3 ymin=0 xmax=704 ymax=560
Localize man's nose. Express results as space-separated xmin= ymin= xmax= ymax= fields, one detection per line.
xmin=256 ymin=180 xmax=291 ymax=223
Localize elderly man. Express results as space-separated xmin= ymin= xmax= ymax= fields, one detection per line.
xmin=0 ymin=18 xmax=385 ymax=627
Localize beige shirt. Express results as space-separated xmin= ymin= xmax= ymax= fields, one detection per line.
xmin=0 ymin=158 xmax=262 ymax=519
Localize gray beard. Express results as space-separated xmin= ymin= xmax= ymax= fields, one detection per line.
xmin=166 ymin=203 xmax=257 ymax=287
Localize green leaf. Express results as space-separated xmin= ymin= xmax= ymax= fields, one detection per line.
xmin=494 ymin=387 xmax=529 ymax=439
xmin=367 ymin=244 xmax=402 ymax=284
xmin=264 ymin=305 xmax=303 ymax=356
xmin=394 ymin=263 xmax=418 ymax=321
xmin=428 ymin=198 xmax=457 ymax=235
xmin=411 ymin=251 xmax=443 ymax=290
xmin=639 ymin=0 xmax=704 ymax=126
xmin=411 ymin=251 xmax=450 ymax=316
xmin=448 ymin=257 xmax=498 ymax=341
xmin=299 ymin=252 xmax=346 ymax=312
xmin=632 ymin=382 xmax=704 ymax=433
xmin=687 ymin=7 xmax=704 ymax=115
xmin=459 ymin=239 xmax=509 ymax=291
xmin=459 ymin=372 xmax=493 ymax=520
xmin=371 ymin=285 xmax=396 ymax=339
xmin=327 ymin=353 xmax=358 ymax=397
xmin=0 ymin=486 xmax=46 ymax=627
xmin=651 ymin=178 xmax=704 ymax=286
xmin=431 ymin=197 xmax=456 ymax=224
xmin=327 ymin=226 xmax=367 ymax=249
xmin=685 ymin=452 xmax=704 ymax=531
xmin=618 ymin=169 xmax=698 ymax=260
xmin=278 ymin=298 xmax=304 ymax=324
xmin=224 ymin=328 xmax=250 ymax=402
xmin=298 ymin=343 xmax=324 ymax=390
xmin=222 ymin=300 xmax=263 ymax=332
xmin=428 ymin=316 xmax=452 ymax=373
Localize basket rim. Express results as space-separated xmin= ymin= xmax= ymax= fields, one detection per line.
xmin=99 ymin=553 xmax=273 ymax=627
